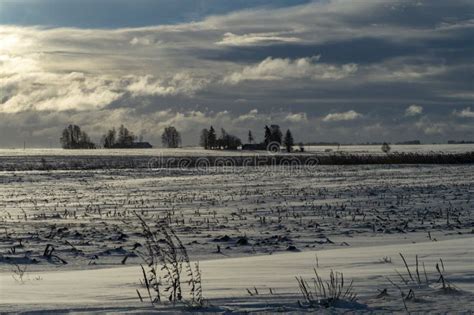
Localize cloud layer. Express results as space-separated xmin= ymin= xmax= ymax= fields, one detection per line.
xmin=223 ymin=56 xmax=357 ymax=84
xmin=1 ymin=0 xmax=474 ymax=146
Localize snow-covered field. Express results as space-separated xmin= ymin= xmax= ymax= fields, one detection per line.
xmin=0 ymin=144 xmax=473 ymax=156
xmin=1 ymin=144 xmax=472 ymax=171
xmin=306 ymin=143 xmax=474 ymax=154
xmin=1 ymin=238 xmax=473 ymax=313
xmin=0 ymin=163 xmax=473 ymax=313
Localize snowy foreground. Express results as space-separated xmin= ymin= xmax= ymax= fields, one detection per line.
xmin=1 ymin=164 xmax=473 ymax=313
xmin=1 ymin=237 xmax=473 ymax=313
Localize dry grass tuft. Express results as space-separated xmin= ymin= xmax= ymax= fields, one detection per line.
xmin=11 ymin=263 xmax=27 ymax=284
xmin=134 ymin=212 xmax=204 ymax=307
xmin=296 ymin=268 xmax=357 ymax=308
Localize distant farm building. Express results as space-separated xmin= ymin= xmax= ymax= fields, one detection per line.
xmin=111 ymin=142 xmax=153 ymax=149
xmin=242 ymin=143 xmax=266 ymax=151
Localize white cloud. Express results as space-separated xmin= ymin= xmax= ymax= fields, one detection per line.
xmin=322 ymin=110 xmax=362 ymax=122
xmin=129 ymin=36 xmax=162 ymax=46
xmin=453 ymin=107 xmax=474 ymax=118
xmin=0 ymin=54 xmax=40 ymax=76
xmin=285 ymin=112 xmax=307 ymax=123
xmin=0 ymin=71 xmax=208 ymax=113
xmin=223 ymin=56 xmax=357 ymax=84
xmin=366 ymin=58 xmax=447 ymax=82
xmin=236 ymin=109 xmax=259 ymax=121
xmin=0 ymin=52 xmax=209 ymax=113
xmin=216 ymin=32 xmax=302 ymax=46
xmin=405 ymin=104 xmax=423 ymax=116
xmin=386 ymin=65 xmax=445 ymax=80
xmin=125 ymin=73 xmax=209 ymax=97
xmin=0 ymin=71 xmax=124 ymax=113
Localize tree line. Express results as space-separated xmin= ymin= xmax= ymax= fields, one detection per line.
xmin=60 ymin=123 xmax=298 ymax=151
xmin=60 ymin=124 xmax=181 ymax=149
xmin=199 ymin=124 xmax=297 ymax=152
xmin=199 ymin=127 xmax=242 ymax=150
xmin=263 ymin=124 xmax=296 ymax=152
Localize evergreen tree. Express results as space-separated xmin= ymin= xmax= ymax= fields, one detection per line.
xmin=284 ymin=129 xmax=294 ymax=153
xmin=270 ymin=125 xmax=282 ymax=144
xmin=208 ymin=126 xmax=217 ymax=149
xmin=248 ymin=130 xmax=254 ymax=144
xmin=264 ymin=125 xmax=271 ymax=146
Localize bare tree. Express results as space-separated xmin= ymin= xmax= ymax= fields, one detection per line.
xmin=381 ymin=142 xmax=391 ymax=154
xmin=117 ymin=125 xmax=136 ymax=147
xmin=101 ymin=128 xmax=116 ymax=148
xmin=161 ymin=126 xmax=181 ymax=148
xmin=199 ymin=128 xmax=209 ymax=149
xmin=60 ymin=125 xmax=96 ymax=149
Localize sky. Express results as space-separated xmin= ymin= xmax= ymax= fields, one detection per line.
xmin=0 ymin=0 xmax=473 ymax=147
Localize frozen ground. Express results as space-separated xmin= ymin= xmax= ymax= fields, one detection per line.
xmin=1 ymin=237 xmax=473 ymax=313
xmin=0 ymin=148 xmax=258 ymax=157
xmin=1 ymin=145 xmax=472 ymax=171
xmin=0 ymin=163 xmax=473 ymax=312
xmin=0 ymin=143 xmax=473 ymax=156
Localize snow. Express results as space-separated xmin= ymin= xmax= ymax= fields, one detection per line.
xmin=1 ymin=165 xmax=473 ymax=272
xmin=1 ymin=162 xmax=473 ymax=312
xmin=0 ymin=148 xmax=256 ymax=157
xmin=0 ymin=143 xmax=473 ymax=157
xmin=1 ymin=237 xmax=473 ymax=313
xmin=305 ymin=143 xmax=474 ymax=154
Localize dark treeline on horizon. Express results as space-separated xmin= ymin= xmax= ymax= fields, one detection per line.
xmin=60 ymin=124 xmax=151 ymax=149
xmin=199 ymin=124 xmax=297 ymax=152
xmin=58 ymin=124 xmax=473 ymax=151
xmin=199 ymin=127 xmax=242 ymax=150
xmin=101 ymin=125 xmax=147 ymax=149
xmin=59 ymin=123 xmax=298 ymax=151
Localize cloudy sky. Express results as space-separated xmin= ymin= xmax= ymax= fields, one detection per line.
xmin=1 ymin=0 xmax=473 ymax=147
